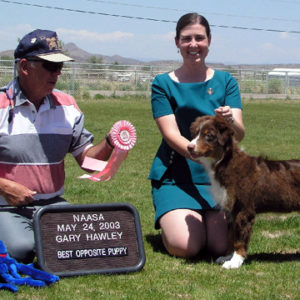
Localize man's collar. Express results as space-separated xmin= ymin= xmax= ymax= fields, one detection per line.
xmin=10 ymin=78 xmax=55 ymax=110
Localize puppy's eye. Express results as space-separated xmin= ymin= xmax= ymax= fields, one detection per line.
xmin=205 ymin=134 xmax=215 ymax=142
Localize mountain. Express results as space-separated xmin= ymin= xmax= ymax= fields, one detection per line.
xmin=1 ymin=43 xmax=300 ymax=69
xmin=63 ymin=43 xmax=91 ymax=62
xmin=0 ymin=49 xmax=14 ymax=58
xmin=64 ymin=43 xmax=147 ymax=64
xmin=0 ymin=42 xmax=145 ymax=65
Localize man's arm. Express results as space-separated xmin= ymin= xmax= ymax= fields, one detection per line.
xmin=75 ymin=136 xmax=114 ymax=167
xmin=0 ymin=178 xmax=36 ymax=206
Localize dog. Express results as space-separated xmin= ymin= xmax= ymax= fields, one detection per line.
xmin=188 ymin=115 xmax=300 ymax=269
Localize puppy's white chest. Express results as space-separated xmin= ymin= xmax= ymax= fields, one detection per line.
xmin=209 ymin=172 xmax=228 ymax=208
xmin=200 ymin=158 xmax=228 ymax=208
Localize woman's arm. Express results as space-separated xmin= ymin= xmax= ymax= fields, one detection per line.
xmin=155 ymin=114 xmax=192 ymax=159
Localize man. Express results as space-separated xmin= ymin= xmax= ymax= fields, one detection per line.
xmin=0 ymin=29 xmax=114 ymax=263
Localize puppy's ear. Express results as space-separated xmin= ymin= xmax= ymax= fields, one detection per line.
xmin=215 ymin=115 xmax=234 ymax=146
xmin=190 ymin=117 xmax=201 ymax=138
xmin=190 ymin=116 xmax=212 ymax=138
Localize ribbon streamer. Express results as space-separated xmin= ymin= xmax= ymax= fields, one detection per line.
xmin=79 ymin=120 xmax=136 ymax=182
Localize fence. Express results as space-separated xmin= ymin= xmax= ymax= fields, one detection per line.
xmin=1 ymin=60 xmax=300 ymax=99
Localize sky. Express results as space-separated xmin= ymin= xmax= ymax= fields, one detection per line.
xmin=0 ymin=0 xmax=299 ymax=64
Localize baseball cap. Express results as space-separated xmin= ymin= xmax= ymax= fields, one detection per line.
xmin=14 ymin=29 xmax=74 ymax=62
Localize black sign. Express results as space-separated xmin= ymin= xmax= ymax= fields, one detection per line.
xmin=33 ymin=203 xmax=145 ymax=277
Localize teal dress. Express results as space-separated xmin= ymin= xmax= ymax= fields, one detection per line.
xmin=148 ymin=70 xmax=242 ymax=228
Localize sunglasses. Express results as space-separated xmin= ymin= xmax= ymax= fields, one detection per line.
xmin=27 ymin=59 xmax=64 ymax=73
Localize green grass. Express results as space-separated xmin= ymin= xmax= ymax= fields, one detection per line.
xmin=1 ymin=98 xmax=299 ymax=299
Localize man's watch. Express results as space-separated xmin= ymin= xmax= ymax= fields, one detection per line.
xmin=105 ymin=133 xmax=114 ymax=148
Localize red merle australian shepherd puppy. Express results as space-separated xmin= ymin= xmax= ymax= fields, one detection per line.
xmin=188 ymin=115 xmax=300 ymax=269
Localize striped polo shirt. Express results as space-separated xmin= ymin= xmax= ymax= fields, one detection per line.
xmin=0 ymin=79 xmax=93 ymax=205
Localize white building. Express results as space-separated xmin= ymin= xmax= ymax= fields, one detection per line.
xmin=268 ymin=68 xmax=300 ymax=87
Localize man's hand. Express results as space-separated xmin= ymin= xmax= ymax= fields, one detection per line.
xmin=0 ymin=178 xmax=36 ymax=206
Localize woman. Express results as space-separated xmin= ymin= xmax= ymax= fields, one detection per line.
xmin=148 ymin=13 xmax=245 ymax=258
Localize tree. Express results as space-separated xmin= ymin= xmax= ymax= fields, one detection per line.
xmin=88 ymin=56 xmax=103 ymax=64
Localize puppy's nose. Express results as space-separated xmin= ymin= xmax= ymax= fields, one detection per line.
xmin=187 ymin=143 xmax=195 ymax=153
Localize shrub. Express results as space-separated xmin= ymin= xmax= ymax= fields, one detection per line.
xmin=268 ymin=78 xmax=283 ymax=94
xmin=94 ymin=93 xmax=105 ymax=100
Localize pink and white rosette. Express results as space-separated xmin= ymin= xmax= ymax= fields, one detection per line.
xmin=79 ymin=120 xmax=137 ymax=182
xmin=110 ymin=120 xmax=137 ymax=151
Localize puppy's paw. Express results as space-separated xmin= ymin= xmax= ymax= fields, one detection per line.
xmin=222 ymin=252 xmax=245 ymax=269
xmin=216 ymin=253 xmax=233 ymax=265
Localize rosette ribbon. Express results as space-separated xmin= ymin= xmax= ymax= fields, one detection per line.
xmin=79 ymin=120 xmax=137 ymax=182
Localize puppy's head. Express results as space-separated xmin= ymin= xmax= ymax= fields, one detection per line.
xmin=188 ymin=115 xmax=234 ymax=161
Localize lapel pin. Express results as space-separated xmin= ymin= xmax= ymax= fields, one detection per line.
xmin=207 ymin=88 xmax=214 ymax=95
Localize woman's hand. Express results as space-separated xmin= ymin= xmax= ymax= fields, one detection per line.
xmin=214 ymin=106 xmax=234 ymax=123
xmin=214 ymin=106 xmax=245 ymax=142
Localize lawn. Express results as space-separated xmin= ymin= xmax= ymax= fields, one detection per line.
xmin=1 ymin=98 xmax=299 ymax=299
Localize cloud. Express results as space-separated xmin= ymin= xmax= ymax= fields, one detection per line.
xmin=56 ymin=28 xmax=134 ymax=43
xmin=280 ymin=32 xmax=297 ymax=40
xmin=261 ymin=42 xmax=275 ymax=50
xmin=0 ymin=24 xmax=34 ymax=45
xmin=280 ymin=32 xmax=289 ymax=39
xmin=0 ymin=24 xmax=35 ymax=51
xmin=152 ymin=31 xmax=175 ymax=41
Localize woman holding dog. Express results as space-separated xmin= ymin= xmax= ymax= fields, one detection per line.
xmin=149 ymin=13 xmax=245 ymax=259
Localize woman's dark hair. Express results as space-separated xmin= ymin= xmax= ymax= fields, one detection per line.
xmin=175 ymin=13 xmax=211 ymax=39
